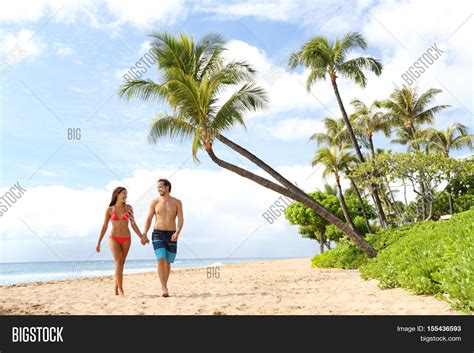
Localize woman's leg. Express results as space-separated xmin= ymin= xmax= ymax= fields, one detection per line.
xmin=109 ymin=238 xmax=125 ymax=295
xmin=120 ymin=240 xmax=131 ymax=280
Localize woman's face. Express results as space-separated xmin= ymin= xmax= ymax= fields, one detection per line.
xmin=118 ymin=189 xmax=127 ymax=203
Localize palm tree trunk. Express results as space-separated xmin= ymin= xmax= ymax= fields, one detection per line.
xmin=367 ymin=135 xmax=389 ymax=229
xmin=372 ymin=185 xmax=388 ymax=229
xmin=368 ymin=135 xmax=377 ymax=161
xmin=447 ymin=171 xmax=453 ymax=215
xmin=448 ymin=193 xmax=453 ymax=215
xmin=383 ymin=176 xmax=403 ymax=223
xmin=420 ymin=181 xmax=427 ymax=219
xmin=336 ymin=177 xmax=358 ymax=232
xmin=326 ymin=240 xmax=331 ymax=250
xmin=318 ymin=232 xmax=325 ymax=254
xmin=205 ymin=144 xmax=377 ymax=257
xmin=330 ymin=79 xmax=387 ymax=228
xmin=349 ymin=177 xmax=373 ymax=233
xmin=331 ymin=78 xmax=364 ymax=161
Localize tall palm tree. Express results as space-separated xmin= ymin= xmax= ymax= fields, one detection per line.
xmin=288 ymin=32 xmax=387 ymax=228
xmin=288 ymin=32 xmax=382 ymax=162
xmin=427 ymin=123 xmax=473 ymax=214
xmin=311 ymin=117 xmax=373 ymax=233
xmin=309 ymin=117 xmax=349 ymax=148
xmin=427 ymin=123 xmax=473 ymax=157
xmin=381 ymin=85 xmax=450 ymax=150
xmin=311 ymin=146 xmax=358 ymax=232
xmin=351 ymin=99 xmax=391 ymax=159
xmin=382 ymin=85 xmax=450 ymax=218
xmin=392 ymin=126 xmax=431 ymax=153
xmin=119 ymin=32 xmax=376 ymax=257
xmin=350 ymin=99 xmax=401 ymax=226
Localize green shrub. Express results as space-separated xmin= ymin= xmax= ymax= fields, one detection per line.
xmin=311 ymin=223 xmax=415 ymax=269
xmin=311 ymin=209 xmax=474 ymax=312
xmin=360 ymin=210 xmax=474 ymax=312
xmin=311 ymin=238 xmax=368 ymax=269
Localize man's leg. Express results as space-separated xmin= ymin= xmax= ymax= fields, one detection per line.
xmin=157 ymin=258 xmax=169 ymax=297
xmin=165 ymin=262 xmax=171 ymax=283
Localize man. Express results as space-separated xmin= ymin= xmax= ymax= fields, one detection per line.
xmin=142 ymin=178 xmax=184 ymax=297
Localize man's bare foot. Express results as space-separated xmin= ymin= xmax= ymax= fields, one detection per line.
xmin=162 ymin=288 xmax=169 ymax=297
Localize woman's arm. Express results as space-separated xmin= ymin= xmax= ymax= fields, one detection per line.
xmin=96 ymin=207 xmax=111 ymax=252
xmin=127 ymin=205 xmax=143 ymax=238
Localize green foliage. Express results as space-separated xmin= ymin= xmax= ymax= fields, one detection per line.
xmin=311 ymin=238 xmax=369 ymax=269
xmin=312 ymin=209 xmax=474 ymax=312
xmin=360 ymin=209 xmax=474 ymax=312
xmin=433 ymin=193 xmax=474 ymax=218
xmin=351 ymin=151 xmax=473 ymax=223
xmin=311 ymin=223 xmax=413 ymax=269
xmin=285 ymin=191 xmax=375 ymax=246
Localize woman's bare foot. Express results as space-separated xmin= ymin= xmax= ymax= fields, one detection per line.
xmin=115 ymin=285 xmax=119 ymax=296
xmin=118 ymin=288 xmax=125 ymax=296
xmin=162 ymin=287 xmax=169 ymax=297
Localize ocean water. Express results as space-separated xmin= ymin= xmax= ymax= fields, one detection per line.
xmin=0 ymin=258 xmax=290 ymax=286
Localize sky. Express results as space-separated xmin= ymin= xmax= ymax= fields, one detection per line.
xmin=0 ymin=0 xmax=472 ymax=263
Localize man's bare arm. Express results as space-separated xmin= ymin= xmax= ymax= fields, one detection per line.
xmin=171 ymin=200 xmax=184 ymax=241
xmin=143 ymin=200 xmax=157 ymax=237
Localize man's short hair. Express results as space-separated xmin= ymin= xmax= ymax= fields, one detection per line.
xmin=157 ymin=178 xmax=172 ymax=192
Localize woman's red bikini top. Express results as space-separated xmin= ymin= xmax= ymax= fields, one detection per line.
xmin=111 ymin=205 xmax=129 ymax=221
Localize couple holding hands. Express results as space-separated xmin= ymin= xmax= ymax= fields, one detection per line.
xmin=96 ymin=179 xmax=183 ymax=298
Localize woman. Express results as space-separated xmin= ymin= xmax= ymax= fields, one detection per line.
xmin=96 ymin=187 xmax=147 ymax=296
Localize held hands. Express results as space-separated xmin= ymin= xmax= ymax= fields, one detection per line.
xmin=140 ymin=233 xmax=150 ymax=245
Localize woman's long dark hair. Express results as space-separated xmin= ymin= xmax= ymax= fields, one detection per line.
xmin=109 ymin=187 xmax=127 ymax=207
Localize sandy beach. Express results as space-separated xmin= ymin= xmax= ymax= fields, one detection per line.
xmin=0 ymin=258 xmax=456 ymax=315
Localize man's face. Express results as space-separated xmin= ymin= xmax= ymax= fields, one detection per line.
xmin=157 ymin=182 xmax=168 ymax=196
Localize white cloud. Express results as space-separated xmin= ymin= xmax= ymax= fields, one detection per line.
xmin=104 ymin=0 xmax=187 ymax=28
xmin=223 ymin=39 xmax=338 ymax=119
xmin=199 ymin=0 xmax=374 ymax=33
xmin=0 ymin=29 xmax=44 ymax=66
xmin=0 ymin=0 xmax=187 ymax=29
xmin=259 ymin=117 xmax=325 ymax=141
xmin=0 ymin=0 xmax=59 ymax=22
xmin=55 ymin=43 xmax=75 ymax=56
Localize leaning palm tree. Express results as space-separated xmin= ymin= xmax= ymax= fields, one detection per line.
xmin=312 ymin=146 xmax=358 ymax=232
xmin=381 ymin=85 xmax=450 ymax=150
xmin=427 ymin=123 xmax=474 ymax=214
xmin=288 ymin=32 xmax=387 ymax=228
xmin=119 ymin=32 xmax=376 ymax=257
